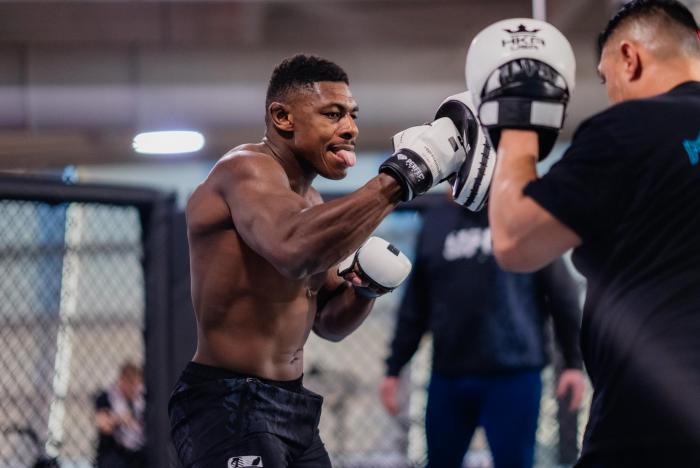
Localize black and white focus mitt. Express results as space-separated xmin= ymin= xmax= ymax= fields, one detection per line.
xmin=466 ymin=18 xmax=576 ymax=159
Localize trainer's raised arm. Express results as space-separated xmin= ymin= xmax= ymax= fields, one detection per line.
xmin=465 ymin=18 xmax=581 ymax=271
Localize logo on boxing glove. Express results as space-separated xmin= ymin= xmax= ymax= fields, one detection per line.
xmin=401 ymin=157 xmax=426 ymax=182
xmin=502 ymin=24 xmax=545 ymax=50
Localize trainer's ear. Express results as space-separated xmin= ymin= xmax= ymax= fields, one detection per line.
xmin=620 ymin=41 xmax=642 ymax=82
xmin=268 ymin=102 xmax=294 ymax=132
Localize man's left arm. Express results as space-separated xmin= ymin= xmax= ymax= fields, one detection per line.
xmin=312 ymin=271 xmax=374 ymax=342
xmin=463 ymin=19 xmax=582 ymax=271
xmin=540 ymin=258 xmax=586 ymax=411
xmin=489 ymin=130 xmax=581 ymax=272
xmin=313 ymin=237 xmax=411 ymax=342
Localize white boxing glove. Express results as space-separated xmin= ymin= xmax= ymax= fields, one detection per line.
xmin=337 ymin=237 xmax=412 ymax=298
xmin=380 ymin=117 xmax=467 ymax=202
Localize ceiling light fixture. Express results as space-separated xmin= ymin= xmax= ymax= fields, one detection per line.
xmin=132 ymin=130 xmax=205 ymax=155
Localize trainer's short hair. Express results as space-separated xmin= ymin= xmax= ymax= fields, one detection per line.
xmin=598 ymin=0 xmax=700 ymax=57
xmin=265 ymin=54 xmax=349 ymax=109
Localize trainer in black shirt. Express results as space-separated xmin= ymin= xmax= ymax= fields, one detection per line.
xmin=486 ymin=1 xmax=700 ymax=466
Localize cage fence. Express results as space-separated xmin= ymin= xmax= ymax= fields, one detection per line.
xmin=0 ymin=199 xmax=145 ymax=468
xmin=0 ymin=185 xmax=589 ymax=468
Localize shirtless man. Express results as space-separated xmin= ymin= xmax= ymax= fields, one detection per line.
xmin=168 ymin=55 xmax=484 ymax=467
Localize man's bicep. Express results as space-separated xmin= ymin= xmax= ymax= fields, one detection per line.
xmin=321 ymin=267 xmax=346 ymax=294
xmin=316 ymin=267 xmax=345 ymax=306
xmin=214 ymin=157 xmax=308 ymax=265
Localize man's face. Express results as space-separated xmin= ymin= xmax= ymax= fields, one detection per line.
xmin=290 ymin=81 xmax=359 ymax=180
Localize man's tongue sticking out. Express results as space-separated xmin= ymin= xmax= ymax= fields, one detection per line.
xmin=335 ymin=149 xmax=356 ymax=167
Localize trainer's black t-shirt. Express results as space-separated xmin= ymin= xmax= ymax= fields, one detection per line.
xmin=525 ymin=81 xmax=700 ymax=456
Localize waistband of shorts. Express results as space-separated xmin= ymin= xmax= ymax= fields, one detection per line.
xmin=183 ymin=361 xmax=304 ymax=393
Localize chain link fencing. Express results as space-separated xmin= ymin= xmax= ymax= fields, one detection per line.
xmin=0 ymin=199 xmax=145 ymax=467
xmin=0 ymin=177 xmax=174 ymax=468
xmin=0 ymin=177 xmax=588 ymax=468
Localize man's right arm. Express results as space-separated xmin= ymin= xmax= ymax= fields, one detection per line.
xmin=200 ymin=90 xmax=481 ymax=279
xmin=205 ymin=152 xmax=402 ymax=279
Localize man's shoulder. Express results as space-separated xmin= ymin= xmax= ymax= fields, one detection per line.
xmin=212 ymin=144 xmax=283 ymax=180
xmin=580 ymin=88 xmax=692 ymax=134
xmin=190 ymin=145 xmax=284 ymax=204
xmin=579 ymin=100 xmax=643 ymax=133
xmin=186 ymin=144 xmax=291 ymax=229
xmin=574 ymin=91 xmax=696 ymax=157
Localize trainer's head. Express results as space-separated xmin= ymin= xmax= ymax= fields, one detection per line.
xmin=597 ymin=0 xmax=700 ymax=104
xmin=265 ymin=54 xmax=358 ymax=180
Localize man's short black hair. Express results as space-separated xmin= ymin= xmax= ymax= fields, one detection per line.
xmin=266 ymin=54 xmax=349 ymax=109
xmin=598 ymin=0 xmax=699 ymax=56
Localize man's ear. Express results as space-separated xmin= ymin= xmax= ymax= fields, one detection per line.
xmin=268 ymin=102 xmax=294 ymax=132
xmin=620 ymin=41 xmax=642 ymax=81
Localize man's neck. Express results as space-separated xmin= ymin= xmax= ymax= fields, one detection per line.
xmin=262 ymin=133 xmax=316 ymax=195
xmin=642 ymin=58 xmax=700 ymax=97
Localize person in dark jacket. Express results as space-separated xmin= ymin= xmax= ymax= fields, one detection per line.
xmin=94 ymin=362 xmax=146 ymax=468
xmin=380 ymin=197 xmax=585 ymax=468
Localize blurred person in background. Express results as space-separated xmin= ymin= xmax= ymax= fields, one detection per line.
xmin=380 ymin=193 xmax=586 ymax=468
xmin=94 ymin=361 xmax=146 ymax=468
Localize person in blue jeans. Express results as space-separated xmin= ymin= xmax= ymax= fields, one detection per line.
xmin=380 ymin=198 xmax=586 ymax=468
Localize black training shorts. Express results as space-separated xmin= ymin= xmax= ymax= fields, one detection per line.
xmin=169 ymin=362 xmax=331 ymax=468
